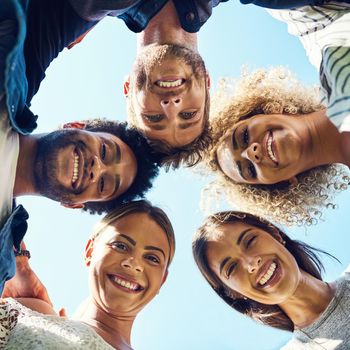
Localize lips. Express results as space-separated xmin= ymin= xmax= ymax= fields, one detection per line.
xmin=71 ymin=146 xmax=85 ymax=191
xmin=265 ymin=131 xmax=279 ymax=165
xmin=256 ymin=260 xmax=281 ymax=289
xmin=154 ymin=76 xmax=185 ymax=89
xmin=107 ymin=273 xmax=145 ymax=294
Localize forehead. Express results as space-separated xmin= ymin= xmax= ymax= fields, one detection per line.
xmin=100 ymin=213 xmax=171 ymax=254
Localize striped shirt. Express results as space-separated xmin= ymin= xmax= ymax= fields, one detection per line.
xmin=268 ymin=3 xmax=350 ymax=131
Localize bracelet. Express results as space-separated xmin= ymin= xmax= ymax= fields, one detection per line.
xmin=14 ymin=249 xmax=31 ymax=259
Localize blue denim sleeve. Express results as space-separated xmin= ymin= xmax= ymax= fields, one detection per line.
xmin=0 ymin=205 xmax=28 ymax=295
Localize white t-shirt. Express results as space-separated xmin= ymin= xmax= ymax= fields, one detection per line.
xmin=0 ymin=96 xmax=19 ymax=228
xmin=1 ymin=298 xmax=115 ymax=350
xmin=281 ymin=268 xmax=350 ymax=349
xmin=268 ymin=3 xmax=350 ymax=132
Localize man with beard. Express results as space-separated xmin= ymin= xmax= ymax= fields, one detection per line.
xmin=0 ymin=116 xmax=160 ymax=294
xmin=2 ymin=0 xmax=223 ymax=171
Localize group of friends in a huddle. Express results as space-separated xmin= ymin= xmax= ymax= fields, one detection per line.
xmin=1 ymin=0 xmax=350 ymax=349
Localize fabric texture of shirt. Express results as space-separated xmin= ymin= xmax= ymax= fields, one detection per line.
xmin=281 ymin=270 xmax=350 ymax=349
xmin=268 ymin=3 xmax=350 ymax=132
xmin=0 ymin=97 xmax=19 ymax=229
xmin=69 ymin=0 xmax=229 ymax=33
xmin=3 ymin=298 xmax=115 ymax=349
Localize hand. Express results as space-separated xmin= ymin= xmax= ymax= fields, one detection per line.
xmin=2 ymin=259 xmax=52 ymax=306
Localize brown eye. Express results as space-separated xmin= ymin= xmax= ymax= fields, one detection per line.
xmin=101 ymin=144 xmax=106 ymax=160
xmin=246 ymin=235 xmax=257 ymax=248
xmin=247 ymin=162 xmax=257 ymax=178
xmin=145 ymin=254 xmax=160 ymax=265
xmin=99 ymin=176 xmax=105 ymax=193
xmin=241 ymin=126 xmax=249 ymax=147
xmin=180 ymin=111 xmax=197 ymax=120
xmin=144 ymin=114 xmax=164 ymax=122
xmin=111 ymin=242 xmax=128 ymax=252
xmin=226 ymin=262 xmax=237 ymax=278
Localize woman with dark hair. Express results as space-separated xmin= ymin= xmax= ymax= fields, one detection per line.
xmin=192 ymin=211 xmax=350 ymax=349
xmin=1 ymin=200 xmax=175 ymax=349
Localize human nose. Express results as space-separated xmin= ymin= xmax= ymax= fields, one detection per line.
xmin=160 ymin=96 xmax=182 ymax=108
xmin=242 ymin=142 xmax=262 ymax=164
xmin=121 ymin=256 xmax=144 ymax=273
xmin=89 ymin=155 xmax=106 ymax=182
xmin=243 ymin=255 xmax=262 ymax=274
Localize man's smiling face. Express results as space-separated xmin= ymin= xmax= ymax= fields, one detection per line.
xmin=126 ymin=44 xmax=209 ymax=148
xmin=34 ymin=128 xmax=137 ymax=207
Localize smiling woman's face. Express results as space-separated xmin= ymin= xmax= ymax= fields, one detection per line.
xmin=206 ymin=221 xmax=301 ymax=305
xmin=216 ymin=113 xmax=309 ymax=185
xmin=87 ymin=212 xmax=170 ymax=316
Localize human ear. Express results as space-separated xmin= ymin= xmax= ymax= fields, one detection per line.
xmin=84 ymin=239 xmax=94 ymax=266
xmin=206 ymin=72 xmax=211 ymax=90
xmin=60 ymin=202 xmax=84 ymax=209
xmin=123 ymin=76 xmax=130 ymax=97
xmin=62 ymin=122 xmax=86 ymax=129
xmin=287 ymin=176 xmax=298 ymax=187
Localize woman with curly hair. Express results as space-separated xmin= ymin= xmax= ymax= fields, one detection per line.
xmin=192 ymin=211 xmax=350 ymax=349
xmin=203 ymin=67 xmax=350 ymax=226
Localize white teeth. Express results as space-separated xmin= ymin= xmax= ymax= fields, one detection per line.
xmin=72 ymin=154 xmax=79 ymax=184
xmin=158 ymin=79 xmax=182 ymax=88
xmin=267 ymin=134 xmax=278 ymax=163
xmin=111 ymin=276 xmax=139 ymax=291
xmin=258 ymin=262 xmax=277 ymax=286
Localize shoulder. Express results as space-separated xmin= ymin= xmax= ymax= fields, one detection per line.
xmin=15 ymin=297 xmax=57 ymax=315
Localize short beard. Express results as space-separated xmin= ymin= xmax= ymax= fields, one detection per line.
xmin=131 ymin=43 xmax=207 ymax=91
xmin=34 ymin=129 xmax=84 ymax=203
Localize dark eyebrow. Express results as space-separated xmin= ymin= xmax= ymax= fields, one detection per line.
xmin=232 ymin=127 xmax=239 ymax=150
xmin=178 ymin=118 xmax=202 ymax=130
xmin=145 ymin=246 xmax=166 ymax=260
xmin=108 ymin=175 xmax=120 ymax=199
xmin=119 ymin=234 xmax=136 ymax=246
xmin=148 ymin=124 xmax=166 ymax=131
xmin=219 ymin=257 xmax=230 ymax=275
xmin=237 ymin=228 xmax=253 ymax=246
xmin=115 ymin=142 xmax=121 ymax=163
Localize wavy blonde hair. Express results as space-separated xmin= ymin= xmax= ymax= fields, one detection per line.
xmin=201 ymin=67 xmax=350 ymax=226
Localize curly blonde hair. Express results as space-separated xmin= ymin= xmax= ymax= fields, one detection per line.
xmin=201 ymin=67 xmax=350 ymax=226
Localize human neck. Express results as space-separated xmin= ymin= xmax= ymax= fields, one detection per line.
xmin=298 ymin=109 xmax=346 ymax=169
xmin=137 ymin=0 xmax=198 ymax=52
xmin=279 ymin=270 xmax=336 ymax=329
xmin=73 ymin=298 xmax=135 ymax=350
xmin=13 ymin=134 xmax=39 ymax=197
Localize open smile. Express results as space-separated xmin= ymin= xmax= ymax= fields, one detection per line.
xmin=71 ymin=147 xmax=84 ymax=191
xmin=107 ymin=273 xmax=145 ymax=294
xmin=154 ymin=77 xmax=186 ymax=89
xmin=265 ymin=131 xmax=279 ymax=165
xmin=256 ymin=260 xmax=281 ymax=289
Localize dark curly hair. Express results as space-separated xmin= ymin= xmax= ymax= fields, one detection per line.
xmin=81 ymin=119 xmax=161 ymax=214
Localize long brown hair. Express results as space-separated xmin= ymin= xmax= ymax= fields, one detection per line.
xmin=192 ymin=211 xmax=332 ymax=332
xmin=91 ymin=200 xmax=175 ymax=267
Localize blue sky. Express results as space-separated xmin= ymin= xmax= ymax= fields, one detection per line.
xmin=19 ymin=2 xmax=350 ymax=349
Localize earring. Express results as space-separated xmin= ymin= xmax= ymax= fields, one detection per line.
xmin=282 ymin=240 xmax=286 ymax=245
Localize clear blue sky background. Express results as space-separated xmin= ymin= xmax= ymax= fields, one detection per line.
xmin=18 ymin=2 xmax=350 ymax=349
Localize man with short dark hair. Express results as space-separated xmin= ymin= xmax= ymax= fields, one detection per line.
xmin=0 ymin=113 xmax=159 ymax=293
xmin=7 ymin=0 xmax=224 ymax=169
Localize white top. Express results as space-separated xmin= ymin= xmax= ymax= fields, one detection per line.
xmin=0 ymin=96 xmax=19 ymax=228
xmin=268 ymin=2 xmax=350 ymax=69
xmin=281 ymin=268 xmax=350 ymax=349
xmin=1 ymin=298 xmax=115 ymax=350
xmin=268 ymin=4 xmax=350 ymax=132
